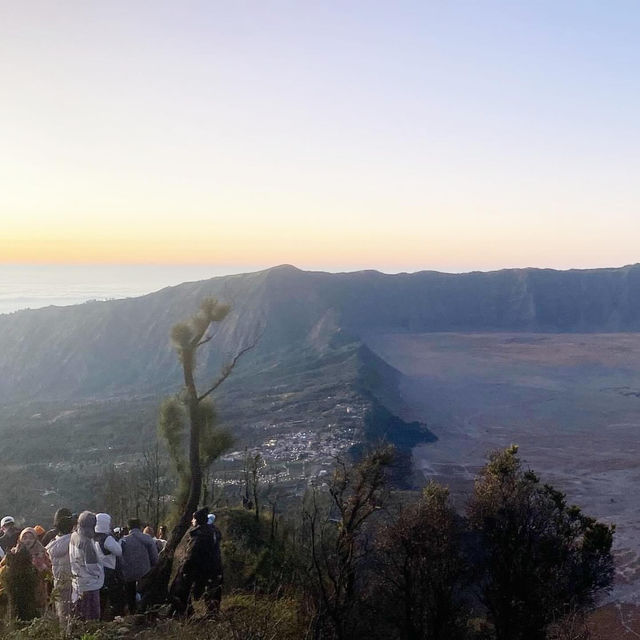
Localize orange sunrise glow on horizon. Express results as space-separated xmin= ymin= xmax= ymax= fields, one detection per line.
xmin=2 ymin=2 xmax=639 ymax=273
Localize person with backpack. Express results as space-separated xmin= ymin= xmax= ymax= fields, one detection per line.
xmin=120 ymin=518 xmax=158 ymax=614
xmin=95 ymin=513 xmax=124 ymax=619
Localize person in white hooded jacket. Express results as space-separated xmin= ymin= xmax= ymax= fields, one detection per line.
xmin=95 ymin=513 xmax=124 ymax=619
xmin=69 ymin=511 xmax=103 ymax=620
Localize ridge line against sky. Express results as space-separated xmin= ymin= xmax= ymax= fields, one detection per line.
xmin=1 ymin=261 xmax=638 ymax=317
xmin=2 ymin=1 xmax=640 ymax=271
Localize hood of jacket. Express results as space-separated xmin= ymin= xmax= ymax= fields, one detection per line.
xmin=95 ymin=513 xmax=112 ymax=534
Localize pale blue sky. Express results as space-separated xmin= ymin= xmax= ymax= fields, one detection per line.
xmin=1 ymin=1 xmax=639 ymax=270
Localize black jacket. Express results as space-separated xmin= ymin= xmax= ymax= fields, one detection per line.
xmin=182 ymin=525 xmax=222 ymax=582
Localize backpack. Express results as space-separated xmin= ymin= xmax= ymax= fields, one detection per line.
xmin=95 ymin=533 xmax=125 ymax=582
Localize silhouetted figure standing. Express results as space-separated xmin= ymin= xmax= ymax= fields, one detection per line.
xmin=170 ymin=507 xmax=223 ymax=616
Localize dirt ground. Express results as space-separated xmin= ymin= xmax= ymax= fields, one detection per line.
xmin=590 ymin=603 xmax=640 ymax=638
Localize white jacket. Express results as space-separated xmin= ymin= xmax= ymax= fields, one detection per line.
xmin=69 ymin=531 xmax=104 ymax=598
xmin=95 ymin=513 xmax=122 ymax=570
xmin=46 ymin=533 xmax=72 ymax=586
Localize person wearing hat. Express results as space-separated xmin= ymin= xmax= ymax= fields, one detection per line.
xmin=0 ymin=516 xmax=20 ymax=553
xmin=169 ymin=506 xmax=223 ymax=616
xmin=42 ymin=508 xmax=75 ymax=547
xmin=45 ymin=508 xmax=75 ymax=624
xmin=33 ymin=525 xmax=46 ymax=541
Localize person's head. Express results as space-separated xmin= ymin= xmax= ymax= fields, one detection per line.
xmin=54 ymin=508 xmax=74 ymax=535
xmin=77 ymin=511 xmax=97 ymax=539
xmin=143 ymin=526 xmax=155 ymax=537
xmin=207 ymin=513 xmax=216 ymax=526
xmin=127 ymin=518 xmax=141 ymax=531
xmin=158 ymin=525 xmax=167 ymax=539
xmin=1 ymin=516 xmax=15 ymax=532
xmin=19 ymin=528 xmax=38 ymax=550
xmin=95 ymin=513 xmax=112 ymax=535
xmin=192 ymin=507 xmax=209 ymax=527
xmin=34 ymin=525 xmax=46 ymax=540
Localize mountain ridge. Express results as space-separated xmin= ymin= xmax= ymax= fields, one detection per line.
xmin=2 ymin=263 xmax=640 ymax=402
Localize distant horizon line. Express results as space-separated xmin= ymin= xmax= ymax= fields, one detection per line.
xmin=0 ymin=261 xmax=638 ymax=276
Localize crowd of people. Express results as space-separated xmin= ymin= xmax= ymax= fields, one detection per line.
xmin=0 ymin=506 xmax=223 ymax=624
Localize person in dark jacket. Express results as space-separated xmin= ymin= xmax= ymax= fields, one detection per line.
xmin=0 ymin=517 xmax=20 ymax=553
xmin=169 ymin=507 xmax=223 ymax=616
xmin=120 ymin=518 xmax=158 ymax=614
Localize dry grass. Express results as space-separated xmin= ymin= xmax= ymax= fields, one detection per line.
xmin=0 ymin=592 xmax=310 ymax=640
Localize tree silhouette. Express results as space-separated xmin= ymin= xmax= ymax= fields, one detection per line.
xmin=468 ymin=445 xmax=614 ymax=640
xmin=144 ymin=298 xmax=258 ymax=605
xmin=373 ymin=482 xmax=467 ymax=640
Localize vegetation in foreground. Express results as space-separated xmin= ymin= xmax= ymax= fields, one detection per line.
xmin=0 ymin=445 xmax=614 ymax=640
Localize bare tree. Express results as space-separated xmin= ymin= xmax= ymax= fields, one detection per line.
xmin=250 ymin=453 xmax=263 ymax=522
xmin=241 ymin=449 xmax=264 ymax=521
xmin=372 ymin=482 xmax=467 ymax=640
xmin=304 ymin=446 xmax=394 ymax=640
xmin=140 ymin=442 xmax=169 ymax=531
xmin=242 ymin=447 xmax=254 ymax=511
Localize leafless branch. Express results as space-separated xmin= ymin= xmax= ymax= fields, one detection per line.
xmin=197 ymin=335 xmax=214 ymax=347
xmin=197 ymin=332 xmax=262 ymax=402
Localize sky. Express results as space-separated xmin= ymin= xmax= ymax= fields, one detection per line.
xmin=1 ymin=1 xmax=639 ymax=273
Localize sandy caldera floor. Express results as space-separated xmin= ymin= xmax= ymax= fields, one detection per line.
xmin=364 ymin=332 xmax=640 ymax=604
